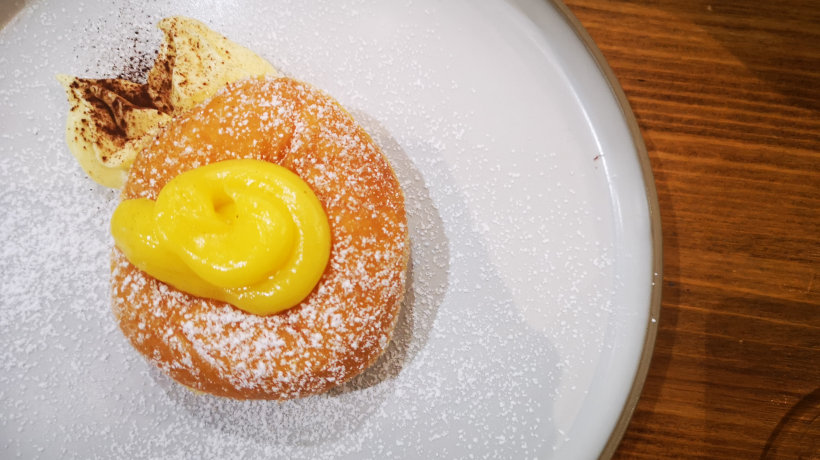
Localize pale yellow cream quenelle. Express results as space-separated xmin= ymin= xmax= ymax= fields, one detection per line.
xmin=58 ymin=16 xmax=280 ymax=188
xmin=111 ymin=159 xmax=330 ymax=316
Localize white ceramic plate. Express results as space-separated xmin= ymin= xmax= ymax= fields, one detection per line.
xmin=0 ymin=1 xmax=660 ymax=458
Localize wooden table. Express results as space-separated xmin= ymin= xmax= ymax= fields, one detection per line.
xmin=560 ymin=1 xmax=820 ymax=458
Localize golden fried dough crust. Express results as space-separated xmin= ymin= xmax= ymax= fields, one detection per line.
xmin=111 ymin=77 xmax=408 ymax=399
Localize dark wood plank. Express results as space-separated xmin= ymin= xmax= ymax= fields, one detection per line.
xmin=560 ymin=0 xmax=820 ymax=458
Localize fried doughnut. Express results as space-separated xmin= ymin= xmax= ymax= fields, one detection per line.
xmin=111 ymin=77 xmax=409 ymax=400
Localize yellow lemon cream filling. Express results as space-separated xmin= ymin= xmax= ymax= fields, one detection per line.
xmin=111 ymin=159 xmax=330 ymax=316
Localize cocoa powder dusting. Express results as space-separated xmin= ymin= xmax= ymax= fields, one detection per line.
xmin=66 ymin=78 xmax=164 ymax=145
xmin=80 ymin=9 xmax=162 ymax=83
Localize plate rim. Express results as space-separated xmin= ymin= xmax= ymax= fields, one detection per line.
xmin=547 ymin=1 xmax=663 ymax=458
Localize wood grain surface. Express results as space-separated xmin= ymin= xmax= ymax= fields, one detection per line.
xmin=560 ymin=1 xmax=820 ymax=458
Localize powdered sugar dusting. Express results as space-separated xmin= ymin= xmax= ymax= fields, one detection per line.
xmin=0 ymin=1 xmax=648 ymax=459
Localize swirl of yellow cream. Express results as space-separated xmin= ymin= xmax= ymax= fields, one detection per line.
xmin=111 ymin=159 xmax=330 ymax=315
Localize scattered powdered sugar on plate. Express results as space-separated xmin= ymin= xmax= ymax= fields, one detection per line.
xmin=0 ymin=1 xmax=648 ymax=458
